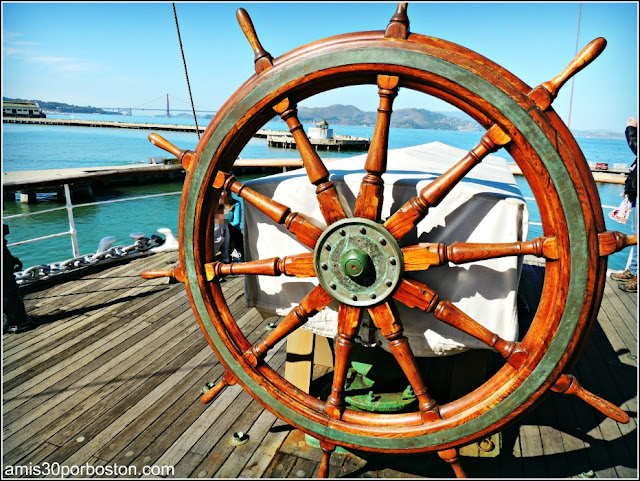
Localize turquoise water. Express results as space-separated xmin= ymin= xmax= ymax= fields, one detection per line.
xmin=2 ymin=114 xmax=635 ymax=272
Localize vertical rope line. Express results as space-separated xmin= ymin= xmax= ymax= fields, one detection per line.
xmin=567 ymin=2 xmax=582 ymax=129
xmin=172 ymin=3 xmax=200 ymax=140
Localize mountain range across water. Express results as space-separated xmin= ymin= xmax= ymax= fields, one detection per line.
xmin=3 ymin=97 xmax=625 ymax=139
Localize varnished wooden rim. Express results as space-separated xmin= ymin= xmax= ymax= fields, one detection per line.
xmin=179 ymin=31 xmax=603 ymax=452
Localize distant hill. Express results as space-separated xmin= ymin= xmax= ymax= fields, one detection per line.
xmin=571 ymin=129 xmax=625 ymax=139
xmin=294 ymin=104 xmax=482 ymax=131
xmin=3 ymin=97 xmax=625 ymax=138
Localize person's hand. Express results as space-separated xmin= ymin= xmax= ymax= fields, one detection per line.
xmin=627 ymin=117 xmax=638 ymax=127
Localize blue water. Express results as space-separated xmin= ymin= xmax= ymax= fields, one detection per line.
xmin=2 ymin=114 xmax=635 ymax=272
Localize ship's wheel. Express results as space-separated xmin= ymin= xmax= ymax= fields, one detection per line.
xmin=143 ymin=3 xmax=635 ymax=477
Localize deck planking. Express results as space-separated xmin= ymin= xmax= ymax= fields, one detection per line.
xmin=2 ymin=251 xmax=637 ymax=478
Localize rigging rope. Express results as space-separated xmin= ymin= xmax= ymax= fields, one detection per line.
xmin=172 ymin=3 xmax=200 ymax=140
xmin=567 ymin=2 xmax=582 ymax=129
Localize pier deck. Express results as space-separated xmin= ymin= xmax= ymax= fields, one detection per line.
xmin=3 ymin=160 xmax=303 ymax=199
xmin=3 ymin=159 xmax=626 ymax=202
xmin=2 ymin=251 xmax=637 ymax=478
xmin=3 ymin=117 xmax=285 ymax=138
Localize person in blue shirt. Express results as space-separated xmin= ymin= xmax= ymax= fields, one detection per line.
xmin=227 ymin=192 xmax=244 ymax=262
xmin=611 ymin=116 xmax=637 ymax=292
xmin=214 ymin=193 xmax=230 ymax=264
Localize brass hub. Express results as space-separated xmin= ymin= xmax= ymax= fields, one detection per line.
xmin=314 ymin=218 xmax=403 ymax=307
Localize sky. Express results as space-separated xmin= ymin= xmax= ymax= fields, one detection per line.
xmin=2 ymin=1 xmax=638 ymax=132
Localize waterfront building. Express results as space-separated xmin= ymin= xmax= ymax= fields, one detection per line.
xmin=2 ymin=100 xmax=46 ymax=118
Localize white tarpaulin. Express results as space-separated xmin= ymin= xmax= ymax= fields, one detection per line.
xmin=242 ymin=142 xmax=529 ymax=356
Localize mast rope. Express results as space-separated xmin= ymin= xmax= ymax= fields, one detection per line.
xmin=172 ymin=3 xmax=200 ymax=139
xmin=567 ymin=2 xmax=582 ymax=129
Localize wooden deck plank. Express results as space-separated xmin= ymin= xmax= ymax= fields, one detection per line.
xmin=2 ymin=311 xmax=196 ymax=448
xmin=47 ymin=345 xmax=216 ymax=468
xmin=262 ymin=451 xmax=300 ymax=478
xmin=599 ymin=294 xmax=637 ymax=353
xmin=214 ymin=410 xmax=286 ymax=478
xmin=2 ymin=279 xmax=170 ymax=382
xmin=516 ymin=411 xmax=548 ymax=477
xmin=596 ymin=301 xmax=638 ymax=365
xmin=3 ymin=441 xmax=59 ymax=472
xmin=45 ymin=336 xmax=206 ymax=460
xmin=498 ymin=425 xmax=525 ymax=479
xmin=573 ymin=364 xmax=635 ymax=479
xmin=154 ymin=341 xmax=287 ymax=476
xmin=2 ymin=318 xmax=152 ymax=413
xmin=117 ymin=341 xmax=261 ymax=474
xmin=194 ymin=345 xmax=289 ymax=481
xmin=3 ymin=325 xmax=205 ymax=467
xmin=91 ymin=351 xmax=224 ymax=465
xmin=180 ymin=391 xmax=267 ymax=478
xmin=536 ymin=396 xmax=573 ymax=477
xmin=2 ymin=255 xmax=173 ymax=362
xmin=15 ymin=257 xmax=150 ymax=316
xmin=236 ymin=418 xmax=291 ymax=478
xmin=46 ymin=328 xmax=204 ymax=450
xmin=606 ymin=271 xmax=638 ymax=315
xmin=2 ymin=287 xmax=188 ymax=409
xmin=98 ymin=308 xmax=265 ymax=465
xmin=16 ymin=253 xmax=172 ymax=323
xmin=603 ymin=278 xmax=637 ymax=341
xmin=288 ymin=456 xmax=320 ymax=478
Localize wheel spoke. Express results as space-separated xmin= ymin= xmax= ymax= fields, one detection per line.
xmin=204 ymin=252 xmax=315 ymax=280
xmin=393 ymin=279 xmax=528 ymax=368
xmin=243 ymin=285 xmax=332 ymax=367
xmin=353 ymin=75 xmax=399 ymax=221
xmin=324 ymin=305 xmax=363 ymax=419
xmin=551 ymin=374 xmax=630 ymax=424
xmin=437 ymin=448 xmax=467 ymax=478
xmin=402 ymin=236 xmax=559 ymax=271
xmin=528 ymin=37 xmax=606 ymax=111
xmin=273 ymin=98 xmax=347 ymax=225
xmin=236 ymin=8 xmax=274 ymax=74
xmin=214 ymin=171 xmax=324 ymax=249
xmin=598 ymin=230 xmax=637 ymax=256
xmin=434 ymin=301 xmax=527 ymax=367
xmin=368 ymin=302 xmax=440 ymax=422
xmin=383 ymin=124 xmax=511 ymax=241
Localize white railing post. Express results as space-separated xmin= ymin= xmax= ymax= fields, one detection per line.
xmin=64 ymin=184 xmax=80 ymax=258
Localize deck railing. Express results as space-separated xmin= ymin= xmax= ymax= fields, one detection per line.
xmin=3 ymin=184 xmax=182 ymax=257
xmin=3 ymin=187 xmax=624 ymax=264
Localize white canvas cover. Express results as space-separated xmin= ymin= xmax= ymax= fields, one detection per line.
xmin=242 ymin=142 xmax=529 ymax=357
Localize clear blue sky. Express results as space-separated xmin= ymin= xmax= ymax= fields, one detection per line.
xmin=2 ymin=2 xmax=638 ymax=132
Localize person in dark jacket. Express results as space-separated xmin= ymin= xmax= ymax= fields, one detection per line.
xmin=611 ymin=117 xmax=637 ymax=292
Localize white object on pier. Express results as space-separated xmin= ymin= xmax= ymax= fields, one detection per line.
xmin=243 ymin=142 xmax=529 ymax=357
xmin=150 ymin=228 xmax=180 ymax=253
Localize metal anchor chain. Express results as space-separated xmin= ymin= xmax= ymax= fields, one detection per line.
xmin=13 ymin=232 xmax=168 ymax=285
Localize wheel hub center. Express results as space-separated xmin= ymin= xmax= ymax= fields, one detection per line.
xmin=314 ymin=218 xmax=403 ymax=307
xmin=341 ymin=249 xmax=374 ymax=282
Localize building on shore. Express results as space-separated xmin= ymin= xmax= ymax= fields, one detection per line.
xmin=2 ymin=100 xmax=46 ymax=118
xmin=267 ymin=120 xmax=370 ymax=151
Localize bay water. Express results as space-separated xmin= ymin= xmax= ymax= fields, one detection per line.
xmin=2 ymin=113 xmax=635 ymax=272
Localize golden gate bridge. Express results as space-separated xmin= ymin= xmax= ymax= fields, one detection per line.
xmin=100 ymin=93 xmax=217 ymax=117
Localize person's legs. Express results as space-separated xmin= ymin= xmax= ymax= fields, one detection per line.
xmin=612 ymin=205 xmax=637 ymax=282
xmin=620 ymin=205 xmax=637 ymax=292
xmin=219 ymin=225 xmax=230 ymax=264
xmin=629 ymin=205 xmax=637 ymax=276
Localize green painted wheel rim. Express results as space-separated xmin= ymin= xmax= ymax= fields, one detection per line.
xmin=182 ymin=38 xmax=592 ymax=451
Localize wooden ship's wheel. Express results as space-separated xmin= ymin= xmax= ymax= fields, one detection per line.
xmin=143 ymin=3 xmax=636 ymax=477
